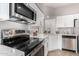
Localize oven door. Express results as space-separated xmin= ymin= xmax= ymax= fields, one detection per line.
xmin=27 ymin=43 xmax=44 ymax=56
xmin=34 ymin=45 xmax=44 ymax=56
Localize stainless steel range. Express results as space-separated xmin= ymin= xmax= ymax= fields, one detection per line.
xmin=1 ymin=29 xmax=44 ymax=56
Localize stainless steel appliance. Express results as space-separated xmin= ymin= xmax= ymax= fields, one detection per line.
xmin=10 ymin=3 xmax=36 ymax=23
xmin=1 ymin=29 xmax=44 ymax=56
xmin=27 ymin=40 xmax=44 ymax=56
xmin=1 ymin=29 xmax=26 ymax=39
xmin=0 ymin=3 xmax=36 ymax=24
xmin=62 ymin=35 xmax=76 ymax=51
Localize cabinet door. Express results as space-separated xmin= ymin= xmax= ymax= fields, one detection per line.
xmin=56 ymin=16 xmax=63 ymax=27
xmin=44 ymin=38 xmax=48 ymax=56
xmin=56 ymin=15 xmax=74 ymax=27
xmin=58 ymin=35 xmax=62 ymax=50
xmin=0 ymin=3 xmax=9 ymax=21
xmin=62 ymin=15 xmax=74 ymax=27
xmin=48 ymin=35 xmax=58 ymax=51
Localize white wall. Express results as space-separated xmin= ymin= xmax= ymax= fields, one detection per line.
xmin=45 ymin=19 xmax=56 ymax=34
xmin=0 ymin=3 xmax=9 ymax=20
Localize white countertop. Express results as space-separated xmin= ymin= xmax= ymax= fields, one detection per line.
xmin=30 ymin=34 xmax=48 ymax=39
xmin=59 ymin=34 xmax=78 ymax=37
xmin=0 ymin=45 xmax=24 ymax=56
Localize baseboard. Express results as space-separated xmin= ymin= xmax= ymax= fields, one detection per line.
xmin=62 ymin=48 xmax=76 ymax=52
xmin=48 ymin=49 xmax=62 ymax=52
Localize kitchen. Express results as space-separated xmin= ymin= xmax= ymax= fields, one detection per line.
xmin=0 ymin=3 xmax=79 ymax=56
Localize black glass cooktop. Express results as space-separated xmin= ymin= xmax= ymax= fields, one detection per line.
xmin=2 ymin=34 xmax=42 ymax=56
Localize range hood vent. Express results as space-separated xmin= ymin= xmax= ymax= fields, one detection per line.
xmin=9 ymin=17 xmax=29 ymax=24
xmin=8 ymin=17 xmax=35 ymax=24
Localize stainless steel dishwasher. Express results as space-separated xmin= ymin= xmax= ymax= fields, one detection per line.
xmin=62 ymin=35 xmax=76 ymax=51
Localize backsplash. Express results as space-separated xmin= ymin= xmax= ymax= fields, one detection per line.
xmin=0 ymin=21 xmax=28 ymax=43
xmin=56 ymin=27 xmax=74 ymax=34
xmin=0 ymin=21 xmax=28 ymax=29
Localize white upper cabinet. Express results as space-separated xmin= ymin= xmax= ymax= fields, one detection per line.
xmin=0 ymin=3 xmax=9 ymax=21
xmin=56 ymin=15 xmax=75 ymax=28
xmin=62 ymin=15 xmax=74 ymax=27
xmin=56 ymin=16 xmax=63 ymax=27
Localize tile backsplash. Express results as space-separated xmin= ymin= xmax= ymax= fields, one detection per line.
xmin=0 ymin=21 xmax=28 ymax=43
xmin=56 ymin=27 xmax=74 ymax=34
xmin=0 ymin=21 xmax=28 ymax=30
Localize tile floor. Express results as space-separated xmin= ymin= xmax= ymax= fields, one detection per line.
xmin=48 ymin=49 xmax=79 ymax=56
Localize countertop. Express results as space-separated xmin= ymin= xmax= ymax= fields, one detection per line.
xmin=59 ymin=34 xmax=78 ymax=37
xmin=30 ymin=34 xmax=49 ymax=39
xmin=26 ymin=38 xmax=44 ymax=56
xmin=0 ymin=36 xmax=45 ymax=56
xmin=0 ymin=45 xmax=24 ymax=56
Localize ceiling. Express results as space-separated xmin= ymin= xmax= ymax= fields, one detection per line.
xmin=36 ymin=3 xmax=77 ymax=19
xmin=37 ymin=3 xmax=72 ymax=8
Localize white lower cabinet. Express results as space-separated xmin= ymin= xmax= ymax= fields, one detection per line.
xmin=48 ymin=34 xmax=62 ymax=51
xmin=44 ymin=38 xmax=48 ymax=56
xmin=43 ymin=34 xmax=62 ymax=55
xmin=48 ymin=34 xmax=58 ymax=51
xmin=57 ymin=34 xmax=62 ymax=50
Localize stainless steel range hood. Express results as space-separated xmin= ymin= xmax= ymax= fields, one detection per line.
xmin=9 ymin=3 xmax=36 ymax=24
xmin=9 ymin=17 xmax=35 ymax=24
xmin=8 ymin=17 xmax=29 ymax=24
